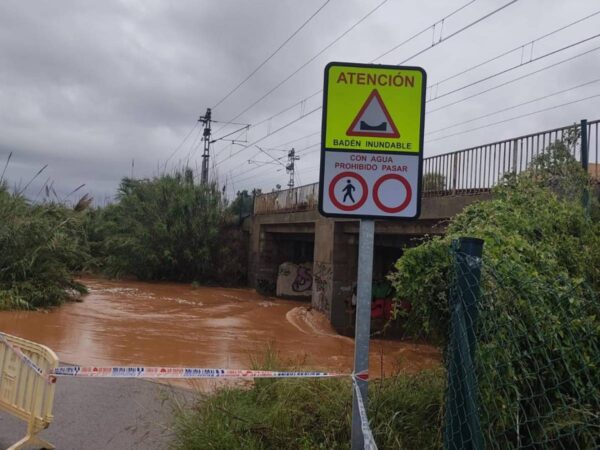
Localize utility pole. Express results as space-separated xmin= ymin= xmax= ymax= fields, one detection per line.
xmin=286 ymin=148 xmax=300 ymax=188
xmin=199 ymin=108 xmax=212 ymax=185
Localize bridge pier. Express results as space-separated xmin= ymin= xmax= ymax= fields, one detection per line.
xmin=312 ymin=218 xmax=357 ymax=331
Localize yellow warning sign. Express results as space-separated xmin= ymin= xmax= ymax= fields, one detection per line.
xmin=323 ymin=63 xmax=426 ymax=153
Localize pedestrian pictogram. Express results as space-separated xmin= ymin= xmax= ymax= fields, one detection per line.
xmin=328 ymin=171 xmax=368 ymax=211
xmin=342 ymin=180 xmax=356 ymax=203
xmin=347 ymin=89 xmax=400 ymax=138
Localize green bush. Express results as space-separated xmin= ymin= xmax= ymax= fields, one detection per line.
xmin=88 ymin=169 xmax=247 ymax=284
xmin=389 ymin=140 xmax=600 ymax=447
xmin=389 ymin=141 xmax=599 ymax=344
xmin=0 ymin=185 xmax=89 ymax=309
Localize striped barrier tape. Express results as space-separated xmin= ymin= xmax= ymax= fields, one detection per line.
xmin=1 ymin=333 xmax=377 ymax=449
xmin=353 ymin=374 xmax=379 ymax=450
xmin=0 ymin=333 xmax=55 ymax=383
xmin=51 ymin=366 xmax=346 ymax=379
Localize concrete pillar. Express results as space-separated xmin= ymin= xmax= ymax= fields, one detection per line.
xmin=311 ymin=217 xmax=334 ymax=315
xmin=312 ymin=217 xmax=358 ymax=333
xmin=248 ymin=218 xmax=278 ymax=295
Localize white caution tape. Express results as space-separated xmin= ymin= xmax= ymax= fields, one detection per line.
xmin=352 ymin=374 xmax=378 ymax=450
xmin=1 ymin=332 xmax=378 ymax=448
xmin=51 ymin=366 xmax=347 ymax=379
xmin=0 ymin=333 xmax=55 ymax=383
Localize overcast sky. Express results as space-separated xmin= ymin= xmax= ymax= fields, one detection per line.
xmin=1 ymin=0 xmax=600 ymax=204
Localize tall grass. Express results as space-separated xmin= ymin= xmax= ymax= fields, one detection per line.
xmin=171 ymin=348 xmax=445 ymax=450
xmin=0 ymin=184 xmax=89 ymax=309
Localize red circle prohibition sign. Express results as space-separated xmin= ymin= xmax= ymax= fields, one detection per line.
xmin=373 ymin=173 xmax=412 ymax=213
xmin=329 ymin=171 xmax=368 ymax=211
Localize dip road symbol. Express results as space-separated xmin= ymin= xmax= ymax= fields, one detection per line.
xmin=347 ymin=89 xmax=399 ymax=138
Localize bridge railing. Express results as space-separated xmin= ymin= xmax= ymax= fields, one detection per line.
xmin=254 ymin=119 xmax=599 ymax=214
xmin=254 ymin=182 xmax=319 ymax=214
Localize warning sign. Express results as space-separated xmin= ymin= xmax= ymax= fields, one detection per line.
xmin=320 ymin=151 xmax=419 ymax=218
xmin=319 ymin=62 xmax=426 ymax=219
xmin=323 ymin=62 xmax=426 ymax=153
xmin=347 ymin=90 xmax=399 ymax=138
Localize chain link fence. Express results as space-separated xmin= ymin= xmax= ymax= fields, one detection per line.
xmin=444 ymin=238 xmax=600 ymax=450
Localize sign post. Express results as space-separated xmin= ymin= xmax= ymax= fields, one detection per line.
xmin=318 ymin=62 xmax=426 ymax=449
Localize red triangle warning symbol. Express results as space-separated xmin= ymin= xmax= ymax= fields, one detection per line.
xmin=346 ymin=89 xmax=400 ymax=138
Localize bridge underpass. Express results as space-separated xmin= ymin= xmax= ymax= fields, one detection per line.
xmin=247 ymin=194 xmax=490 ymax=333
xmin=244 ymin=119 xmax=600 ymax=332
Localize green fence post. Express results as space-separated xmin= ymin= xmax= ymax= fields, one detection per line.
xmin=444 ymin=237 xmax=484 ymax=450
xmin=580 ymin=119 xmax=590 ymax=218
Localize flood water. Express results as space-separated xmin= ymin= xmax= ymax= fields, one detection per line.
xmin=0 ymin=277 xmax=439 ymax=381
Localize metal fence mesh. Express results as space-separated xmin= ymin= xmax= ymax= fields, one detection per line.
xmin=444 ymin=241 xmax=600 ymax=450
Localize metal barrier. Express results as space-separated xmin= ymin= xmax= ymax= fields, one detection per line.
xmin=254 ymin=119 xmax=600 ymax=214
xmin=0 ymin=333 xmax=58 ymax=450
xmin=422 ymin=119 xmax=600 ymax=196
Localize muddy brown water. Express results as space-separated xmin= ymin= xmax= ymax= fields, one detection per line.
xmin=0 ymin=277 xmax=439 ymax=383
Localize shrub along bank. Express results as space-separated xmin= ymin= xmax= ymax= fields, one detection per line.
xmin=0 ymin=167 xmax=248 ymax=310
xmin=87 ymin=168 xmax=247 ymax=285
xmin=0 ymin=184 xmax=89 ymax=309
xmin=389 ymin=142 xmax=600 ymax=448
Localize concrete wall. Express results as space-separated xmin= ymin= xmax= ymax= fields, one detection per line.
xmin=276 ymin=262 xmax=313 ymax=299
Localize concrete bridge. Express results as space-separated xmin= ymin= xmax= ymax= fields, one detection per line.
xmin=245 ymin=119 xmax=599 ymax=332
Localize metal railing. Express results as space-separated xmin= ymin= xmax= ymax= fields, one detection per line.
xmin=253 ymin=182 xmax=319 ymax=214
xmin=254 ymin=119 xmax=599 ymax=214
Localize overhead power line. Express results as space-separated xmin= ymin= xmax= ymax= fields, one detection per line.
xmin=397 ymin=0 xmax=519 ymax=65
xmin=226 ymin=41 xmax=600 ymax=187
xmin=233 ymin=5 xmax=596 ymax=154
xmin=216 ymin=0 xmax=389 ymax=135
xmin=430 ymin=31 xmax=600 ymax=102
xmin=371 ymin=0 xmax=478 ymax=62
xmin=426 ymin=92 xmax=600 ymax=143
xmin=215 ymin=106 xmax=321 ymax=167
xmin=427 ymin=77 xmax=600 ymax=135
xmin=162 ymin=122 xmax=200 ymax=171
xmin=428 ymin=44 xmax=600 ymax=114
xmin=211 ymin=0 xmax=331 ymax=110
xmin=218 ymin=0 xmax=517 ymax=174
xmin=427 ymin=8 xmax=600 ymax=92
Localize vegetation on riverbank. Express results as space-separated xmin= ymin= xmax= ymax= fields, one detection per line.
xmin=0 ymin=184 xmax=89 ymax=309
xmin=86 ymin=168 xmax=247 ymax=284
xmin=172 ymin=349 xmax=445 ymax=450
xmin=0 ymin=165 xmax=249 ymax=310
xmin=389 ymin=141 xmax=600 ymax=448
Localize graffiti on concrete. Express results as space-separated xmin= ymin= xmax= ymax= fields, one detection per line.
xmin=292 ymin=266 xmax=313 ymax=292
xmin=312 ymin=262 xmax=333 ymax=312
xmin=276 ymin=262 xmax=313 ymax=298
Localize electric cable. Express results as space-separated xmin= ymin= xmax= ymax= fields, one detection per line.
xmin=211 ymin=0 xmax=331 ymax=110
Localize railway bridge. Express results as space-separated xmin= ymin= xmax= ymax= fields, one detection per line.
xmin=245 ymin=120 xmax=599 ymax=332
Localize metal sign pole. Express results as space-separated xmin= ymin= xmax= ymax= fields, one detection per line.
xmin=351 ymin=218 xmax=375 ymax=450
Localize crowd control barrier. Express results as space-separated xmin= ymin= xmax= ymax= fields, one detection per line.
xmin=0 ymin=333 xmax=58 ymax=450
xmin=0 ymin=332 xmax=378 ymax=450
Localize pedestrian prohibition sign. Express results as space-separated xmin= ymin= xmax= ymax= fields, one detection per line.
xmin=318 ymin=62 xmax=426 ymax=219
